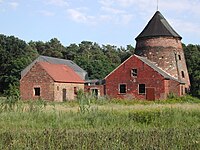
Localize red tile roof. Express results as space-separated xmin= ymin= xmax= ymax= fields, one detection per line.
xmin=38 ymin=62 xmax=84 ymax=83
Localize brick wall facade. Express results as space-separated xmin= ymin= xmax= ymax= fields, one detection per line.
xmin=54 ymin=82 xmax=84 ymax=102
xmin=105 ymin=55 xmax=180 ymax=100
xmin=20 ymin=63 xmax=84 ymax=101
xmin=20 ymin=63 xmax=54 ymax=101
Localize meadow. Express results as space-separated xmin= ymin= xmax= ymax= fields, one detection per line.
xmin=0 ymin=95 xmax=199 ymax=149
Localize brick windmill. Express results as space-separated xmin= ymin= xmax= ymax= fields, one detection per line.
xmin=135 ymin=11 xmax=190 ymax=93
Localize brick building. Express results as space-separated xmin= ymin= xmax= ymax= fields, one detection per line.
xmin=104 ymin=11 xmax=190 ymax=100
xmin=20 ymin=62 xmax=84 ymax=101
xmin=105 ymin=55 xmax=184 ymax=100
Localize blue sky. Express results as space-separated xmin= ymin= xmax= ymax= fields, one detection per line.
xmin=0 ymin=0 xmax=200 ymax=47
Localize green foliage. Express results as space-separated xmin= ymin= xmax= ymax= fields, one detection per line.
xmin=0 ymin=34 xmax=38 ymax=93
xmin=76 ymin=89 xmax=92 ymax=113
xmin=183 ymin=44 xmax=200 ymax=98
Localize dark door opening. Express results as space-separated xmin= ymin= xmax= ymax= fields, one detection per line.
xmin=146 ymin=88 xmax=155 ymax=100
xmin=62 ymin=89 xmax=67 ymax=101
xmin=91 ymin=89 xmax=98 ymax=97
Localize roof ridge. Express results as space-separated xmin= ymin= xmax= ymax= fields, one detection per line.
xmin=134 ymin=55 xmax=182 ymax=82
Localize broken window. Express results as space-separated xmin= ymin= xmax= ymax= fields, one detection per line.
xmin=34 ymin=87 xmax=40 ymax=96
xmin=119 ymin=84 xmax=126 ymax=94
xmin=131 ymin=69 xmax=137 ymax=77
xmin=139 ymin=84 xmax=145 ymax=94
xmin=181 ymin=71 xmax=185 ymax=78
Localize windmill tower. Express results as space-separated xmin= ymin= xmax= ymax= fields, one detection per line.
xmin=135 ymin=11 xmax=190 ymax=92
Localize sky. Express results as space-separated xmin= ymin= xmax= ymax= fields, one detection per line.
xmin=0 ymin=0 xmax=200 ymax=47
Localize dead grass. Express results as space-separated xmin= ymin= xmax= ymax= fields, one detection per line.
xmin=43 ymin=103 xmax=200 ymax=112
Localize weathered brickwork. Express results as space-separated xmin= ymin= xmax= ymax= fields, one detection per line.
xmin=20 ymin=63 xmax=84 ymax=101
xmin=54 ymin=82 xmax=84 ymax=102
xmin=105 ymin=55 xmax=181 ymax=100
xmin=135 ymin=37 xmax=190 ymax=90
xmin=20 ymin=63 xmax=54 ymax=101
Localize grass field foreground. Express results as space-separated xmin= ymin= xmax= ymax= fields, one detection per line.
xmin=0 ymin=95 xmax=199 ymax=149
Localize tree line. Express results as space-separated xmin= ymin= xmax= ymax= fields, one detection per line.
xmin=0 ymin=34 xmax=199 ymax=98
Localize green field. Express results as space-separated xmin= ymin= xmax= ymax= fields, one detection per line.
xmin=0 ymin=96 xmax=200 ymax=149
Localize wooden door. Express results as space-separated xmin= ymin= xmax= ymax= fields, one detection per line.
xmin=146 ymin=88 xmax=155 ymax=100
xmin=62 ymin=89 xmax=67 ymax=101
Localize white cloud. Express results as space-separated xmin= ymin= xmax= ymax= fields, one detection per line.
xmin=46 ymin=0 xmax=68 ymax=7
xmin=67 ymin=8 xmax=95 ymax=24
xmin=9 ymin=2 xmax=19 ymax=9
xmin=101 ymin=6 xmax=125 ymax=14
xmin=39 ymin=10 xmax=55 ymax=16
xmin=99 ymin=0 xmax=114 ymax=7
xmin=171 ymin=19 xmax=200 ymax=36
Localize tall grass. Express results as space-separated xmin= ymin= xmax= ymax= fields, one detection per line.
xmin=0 ymin=95 xmax=199 ymax=149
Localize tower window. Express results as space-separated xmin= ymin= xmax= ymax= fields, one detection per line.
xmin=131 ymin=69 xmax=137 ymax=77
xmin=34 ymin=87 xmax=40 ymax=96
xmin=119 ymin=84 xmax=126 ymax=94
xmin=178 ymin=55 xmax=181 ymax=60
xmin=181 ymin=71 xmax=185 ymax=78
xmin=139 ymin=84 xmax=145 ymax=94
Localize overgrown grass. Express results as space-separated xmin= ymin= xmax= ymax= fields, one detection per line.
xmin=0 ymin=95 xmax=199 ymax=149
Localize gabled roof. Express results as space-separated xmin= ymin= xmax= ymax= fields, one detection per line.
xmin=21 ymin=55 xmax=88 ymax=80
xmin=38 ymin=62 xmax=84 ymax=83
xmin=135 ymin=55 xmax=184 ymax=83
xmin=105 ymin=54 xmax=184 ymax=84
xmin=135 ymin=11 xmax=182 ymax=40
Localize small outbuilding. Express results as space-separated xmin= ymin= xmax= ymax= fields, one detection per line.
xmin=20 ymin=62 xmax=84 ymax=101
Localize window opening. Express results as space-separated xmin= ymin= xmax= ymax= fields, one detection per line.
xmin=119 ymin=84 xmax=126 ymax=94
xmin=139 ymin=84 xmax=145 ymax=94
xmin=178 ymin=55 xmax=181 ymax=60
xmin=131 ymin=69 xmax=137 ymax=77
xmin=74 ymin=87 xmax=77 ymax=95
xmin=181 ymin=71 xmax=185 ymax=78
xmin=34 ymin=87 xmax=40 ymax=96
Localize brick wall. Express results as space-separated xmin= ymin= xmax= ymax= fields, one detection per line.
xmin=20 ymin=63 xmax=54 ymax=100
xmin=105 ymin=55 xmax=166 ymax=100
xmin=54 ymin=82 xmax=84 ymax=101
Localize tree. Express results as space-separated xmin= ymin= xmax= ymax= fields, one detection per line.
xmin=183 ymin=44 xmax=200 ymax=98
xmin=29 ymin=38 xmax=65 ymax=58
xmin=0 ymin=34 xmax=38 ymax=94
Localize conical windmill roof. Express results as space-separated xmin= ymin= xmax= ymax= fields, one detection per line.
xmin=135 ymin=11 xmax=182 ymax=40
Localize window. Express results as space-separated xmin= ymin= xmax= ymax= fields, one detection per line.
xmin=57 ymin=86 xmax=59 ymax=91
xmin=181 ymin=71 xmax=185 ymax=78
xmin=34 ymin=87 xmax=40 ymax=96
xmin=74 ymin=87 xmax=77 ymax=95
xmin=139 ymin=84 xmax=145 ymax=94
xmin=119 ymin=84 xmax=126 ymax=94
xmin=131 ymin=69 xmax=137 ymax=77
xmin=178 ymin=55 xmax=181 ymax=60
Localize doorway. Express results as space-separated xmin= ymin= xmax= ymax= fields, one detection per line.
xmin=146 ymin=88 xmax=155 ymax=100
xmin=62 ymin=89 xmax=67 ymax=101
xmin=91 ymin=89 xmax=99 ymax=97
